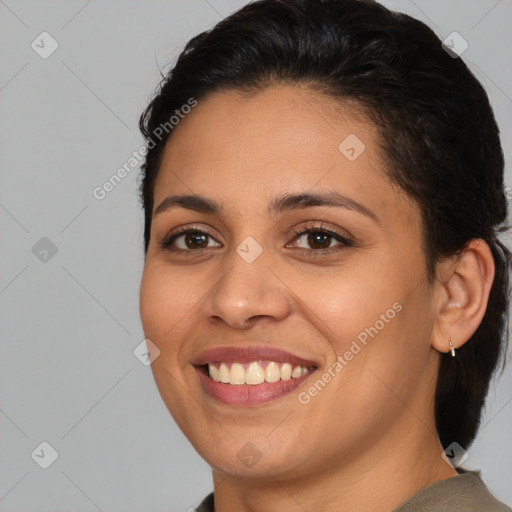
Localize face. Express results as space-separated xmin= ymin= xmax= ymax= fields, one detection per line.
xmin=139 ymin=85 xmax=440 ymax=480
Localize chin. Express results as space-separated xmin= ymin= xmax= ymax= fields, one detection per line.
xmin=191 ymin=429 xmax=315 ymax=480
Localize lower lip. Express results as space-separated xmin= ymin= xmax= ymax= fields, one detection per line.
xmin=195 ymin=366 xmax=315 ymax=406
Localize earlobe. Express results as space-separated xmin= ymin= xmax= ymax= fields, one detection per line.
xmin=449 ymin=338 xmax=456 ymax=357
xmin=431 ymin=239 xmax=495 ymax=355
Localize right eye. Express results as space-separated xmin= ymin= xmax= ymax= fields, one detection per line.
xmin=160 ymin=227 xmax=222 ymax=252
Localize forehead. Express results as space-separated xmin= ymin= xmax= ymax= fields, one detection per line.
xmin=153 ymin=85 xmax=388 ymax=204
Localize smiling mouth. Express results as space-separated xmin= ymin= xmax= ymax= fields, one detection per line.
xmin=193 ymin=346 xmax=319 ymax=405
xmin=203 ymin=361 xmax=315 ymax=385
xmin=194 ymin=361 xmax=318 ymax=406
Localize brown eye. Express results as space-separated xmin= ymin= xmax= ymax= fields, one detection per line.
xmin=290 ymin=227 xmax=352 ymax=252
xmin=161 ymin=229 xmax=222 ymax=251
xmin=306 ymin=231 xmax=333 ymax=249
xmin=183 ymin=232 xmax=209 ymax=249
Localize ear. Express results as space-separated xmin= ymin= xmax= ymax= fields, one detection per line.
xmin=431 ymin=239 xmax=495 ymax=354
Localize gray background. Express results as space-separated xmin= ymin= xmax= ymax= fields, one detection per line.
xmin=0 ymin=0 xmax=511 ymax=510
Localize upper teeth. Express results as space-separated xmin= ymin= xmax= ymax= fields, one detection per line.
xmin=208 ymin=361 xmax=311 ymax=385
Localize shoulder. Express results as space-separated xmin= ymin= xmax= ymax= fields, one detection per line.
xmin=393 ymin=470 xmax=511 ymax=512
xmin=195 ymin=492 xmax=214 ymax=512
xmin=194 ymin=471 xmax=511 ymax=512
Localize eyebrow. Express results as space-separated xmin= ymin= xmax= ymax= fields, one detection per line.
xmin=153 ymin=191 xmax=378 ymax=222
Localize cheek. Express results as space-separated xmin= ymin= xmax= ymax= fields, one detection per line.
xmin=296 ymin=250 xmax=430 ymax=379
xmin=139 ymin=265 xmax=191 ymax=350
xmin=292 ymin=264 xmax=400 ymax=351
xmin=139 ymin=265 xmax=198 ymax=427
xmin=139 ymin=268 xmax=165 ymax=338
xmin=139 ymin=262 xmax=219 ymax=373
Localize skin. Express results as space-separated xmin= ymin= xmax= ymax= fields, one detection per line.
xmin=139 ymin=84 xmax=494 ymax=512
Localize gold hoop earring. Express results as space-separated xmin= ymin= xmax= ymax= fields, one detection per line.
xmin=449 ymin=339 xmax=456 ymax=357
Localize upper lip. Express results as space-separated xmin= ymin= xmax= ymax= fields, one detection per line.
xmin=193 ymin=346 xmax=319 ymax=368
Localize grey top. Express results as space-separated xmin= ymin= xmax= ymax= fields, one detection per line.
xmin=195 ymin=470 xmax=511 ymax=512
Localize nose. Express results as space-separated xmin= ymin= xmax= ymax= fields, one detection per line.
xmin=201 ymin=248 xmax=292 ymax=329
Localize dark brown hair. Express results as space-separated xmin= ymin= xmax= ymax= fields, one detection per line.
xmin=138 ymin=0 xmax=511 ymax=449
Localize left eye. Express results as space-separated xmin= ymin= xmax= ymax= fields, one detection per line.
xmin=289 ymin=228 xmax=352 ymax=251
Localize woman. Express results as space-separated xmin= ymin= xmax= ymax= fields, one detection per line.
xmin=138 ymin=0 xmax=511 ymax=510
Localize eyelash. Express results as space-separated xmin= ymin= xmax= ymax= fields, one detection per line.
xmin=159 ymin=222 xmax=353 ymax=257
xmin=290 ymin=223 xmax=353 ymax=257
